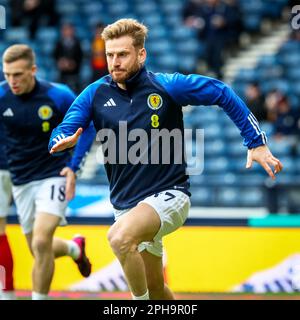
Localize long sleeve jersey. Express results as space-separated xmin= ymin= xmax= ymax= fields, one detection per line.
xmin=49 ymin=67 xmax=266 ymax=209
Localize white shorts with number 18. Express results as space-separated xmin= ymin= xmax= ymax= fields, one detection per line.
xmin=12 ymin=177 xmax=68 ymax=234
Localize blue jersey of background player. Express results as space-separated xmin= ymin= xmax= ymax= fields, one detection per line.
xmin=0 ymin=78 xmax=94 ymax=185
xmin=49 ymin=19 xmax=283 ymax=301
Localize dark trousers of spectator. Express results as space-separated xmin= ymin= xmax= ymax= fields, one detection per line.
xmin=206 ymin=38 xmax=225 ymax=80
xmin=60 ymin=74 xmax=81 ymax=94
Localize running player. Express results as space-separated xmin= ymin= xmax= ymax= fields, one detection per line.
xmin=1 ymin=44 xmax=95 ymax=300
xmin=49 ymin=19 xmax=283 ymax=300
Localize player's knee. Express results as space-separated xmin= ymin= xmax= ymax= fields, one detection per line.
xmin=107 ymin=228 xmax=136 ymax=256
xmin=31 ymin=236 xmax=51 ymax=256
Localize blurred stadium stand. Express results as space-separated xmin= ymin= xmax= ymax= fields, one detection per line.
xmin=0 ymin=0 xmax=298 ymax=212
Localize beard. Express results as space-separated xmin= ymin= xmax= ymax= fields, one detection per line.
xmin=110 ymin=61 xmax=141 ymax=83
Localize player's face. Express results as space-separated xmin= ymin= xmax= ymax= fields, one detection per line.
xmin=3 ymin=59 xmax=37 ymax=95
xmin=105 ymin=35 xmax=146 ymax=86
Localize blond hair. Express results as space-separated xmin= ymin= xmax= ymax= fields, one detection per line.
xmin=2 ymin=44 xmax=35 ymax=66
xmin=101 ymin=19 xmax=148 ymax=48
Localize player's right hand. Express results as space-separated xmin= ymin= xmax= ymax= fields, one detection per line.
xmin=50 ymin=128 xmax=83 ymax=154
xmin=246 ymin=144 xmax=283 ymax=180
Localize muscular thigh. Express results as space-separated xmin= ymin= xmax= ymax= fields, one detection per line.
xmin=33 ymin=213 xmax=61 ymax=239
xmin=112 ymin=203 xmax=161 ymax=244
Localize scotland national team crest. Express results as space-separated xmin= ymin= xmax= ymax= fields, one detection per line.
xmin=147 ymin=93 xmax=163 ymax=110
xmin=38 ymin=105 xmax=53 ymax=120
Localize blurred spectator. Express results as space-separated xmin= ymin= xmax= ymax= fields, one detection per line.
xmin=53 ymin=23 xmax=83 ymax=93
xmin=265 ymin=89 xmax=300 ymax=141
xmin=273 ymin=94 xmax=300 ymax=139
xmin=10 ymin=0 xmax=59 ymax=39
xmin=245 ymin=82 xmax=268 ymax=122
xmin=264 ymin=89 xmax=283 ymax=123
xmin=183 ymin=0 xmax=205 ymax=30
xmin=183 ymin=0 xmax=241 ymax=79
xmin=223 ymin=0 xmax=243 ymax=54
xmin=10 ymin=0 xmax=24 ymax=27
xmin=90 ymin=22 xmax=108 ymax=82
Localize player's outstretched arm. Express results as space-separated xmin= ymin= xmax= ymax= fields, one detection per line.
xmin=246 ymin=145 xmax=283 ymax=179
xmin=50 ymin=128 xmax=83 ymax=154
xmin=49 ymin=80 xmax=103 ymax=155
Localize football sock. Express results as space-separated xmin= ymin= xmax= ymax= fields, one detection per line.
xmin=67 ymin=240 xmax=80 ymax=260
xmin=32 ymin=291 xmax=49 ymax=300
xmin=0 ymin=290 xmax=16 ymax=300
xmin=132 ymin=289 xmax=149 ymax=300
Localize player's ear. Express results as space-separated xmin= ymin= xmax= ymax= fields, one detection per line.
xmin=31 ymin=64 xmax=37 ymax=76
xmin=138 ymin=47 xmax=146 ymax=65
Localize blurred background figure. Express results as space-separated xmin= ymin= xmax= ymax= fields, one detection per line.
xmin=183 ymin=0 xmax=242 ymax=79
xmin=53 ymin=22 xmax=83 ymax=93
xmin=10 ymin=0 xmax=59 ymax=39
xmin=90 ymin=22 xmax=108 ymax=83
xmin=272 ymin=94 xmax=300 ymax=141
xmin=244 ymin=82 xmax=268 ymax=122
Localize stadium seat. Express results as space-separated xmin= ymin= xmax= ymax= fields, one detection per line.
xmin=227 ymin=142 xmax=247 ymax=157
xmin=267 ymin=138 xmax=294 ymax=156
xmin=217 ymin=187 xmax=240 ymax=206
xmin=134 ymin=2 xmax=157 ymax=15
xmin=36 ymin=28 xmax=58 ymax=43
xmin=204 ymin=140 xmax=226 ymax=157
xmin=239 ymin=187 xmax=265 ymax=206
xmin=259 ymin=122 xmax=274 ymax=136
xmin=235 ymin=68 xmax=258 ymax=82
xmin=107 ymin=2 xmax=130 ymax=17
xmin=285 ymin=67 xmax=300 ymax=81
xmin=204 ymin=157 xmax=229 ymax=173
xmin=243 ymin=15 xmax=262 ymax=32
xmin=56 ymin=2 xmax=78 ymax=15
xmin=4 ymin=28 xmax=29 ymax=42
xmin=190 ymin=187 xmax=214 ymax=206
xmin=154 ymin=54 xmax=178 ymax=72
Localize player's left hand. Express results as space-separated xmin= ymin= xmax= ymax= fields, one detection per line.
xmin=246 ymin=145 xmax=283 ymax=180
xmin=60 ymin=167 xmax=76 ymax=201
xmin=50 ymin=128 xmax=83 ymax=154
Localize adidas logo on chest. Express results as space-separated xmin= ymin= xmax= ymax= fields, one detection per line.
xmin=104 ymin=98 xmax=117 ymax=107
xmin=2 ymin=108 xmax=14 ymax=117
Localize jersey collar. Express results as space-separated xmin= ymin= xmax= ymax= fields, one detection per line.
xmin=110 ymin=66 xmax=148 ymax=92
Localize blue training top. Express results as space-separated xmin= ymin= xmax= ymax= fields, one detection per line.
xmin=49 ymin=67 xmax=266 ymax=209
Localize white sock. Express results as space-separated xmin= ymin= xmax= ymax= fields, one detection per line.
xmin=32 ymin=291 xmax=48 ymax=300
xmin=0 ymin=290 xmax=16 ymax=300
xmin=67 ymin=240 xmax=80 ymax=260
xmin=132 ymin=289 xmax=149 ymax=300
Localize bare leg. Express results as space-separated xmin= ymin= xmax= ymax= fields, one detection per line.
xmin=31 ymin=213 xmax=60 ymax=294
xmin=141 ymin=250 xmax=174 ymax=300
xmin=0 ymin=217 xmax=6 ymax=234
xmin=52 ymin=238 xmax=69 ymax=258
xmin=26 ymin=232 xmax=70 ymax=258
xmin=108 ymin=203 xmax=161 ymax=297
